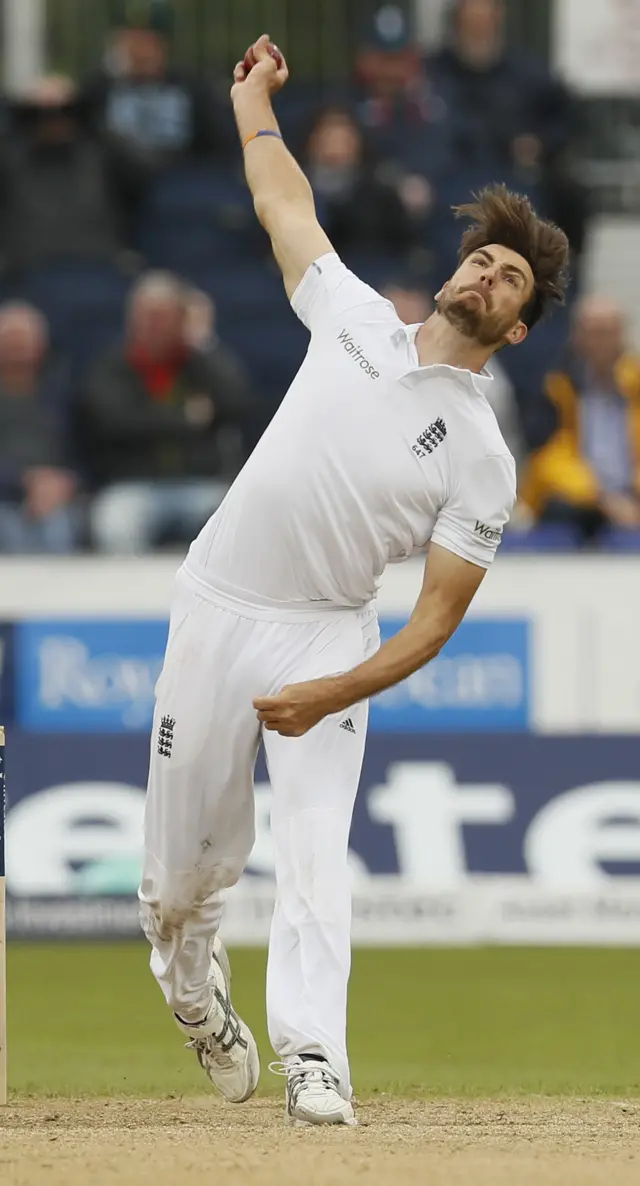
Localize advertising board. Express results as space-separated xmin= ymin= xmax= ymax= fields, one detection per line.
xmin=16 ymin=621 xmax=168 ymax=732
xmin=370 ymin=619 xmax=529 ymax=732
xmin=5 ymin=731 xmax=640 ymax=943
xmin=13 ymin=617 xmax=529 ymax=734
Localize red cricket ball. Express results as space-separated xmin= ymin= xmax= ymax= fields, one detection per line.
xmin=243 ymin=42 xmax=284 ymax=74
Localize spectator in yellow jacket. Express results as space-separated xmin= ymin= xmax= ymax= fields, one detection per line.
xmin=521 ymin=296 xmax=640 ymax=531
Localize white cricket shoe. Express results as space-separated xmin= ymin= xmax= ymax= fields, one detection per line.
xmin=175 ymin=937 xmax=260 ymax=1103
xmin=271 ymin=1055 xmax=357 ymax=1126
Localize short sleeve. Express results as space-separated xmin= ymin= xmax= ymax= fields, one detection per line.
xmin=431 ymin=453 xmax=517 ymax=569
xmin=291 ymin=252 xmax=399 ymax=334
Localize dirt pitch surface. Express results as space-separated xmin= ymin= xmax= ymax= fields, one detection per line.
xmin=1 ymin=1098 xmax=639 ymax=1186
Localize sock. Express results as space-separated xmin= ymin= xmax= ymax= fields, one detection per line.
xmin=175 ymin=1009 xmax=210 ymax=1028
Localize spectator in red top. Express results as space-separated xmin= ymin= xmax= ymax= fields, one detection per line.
xmin=84 ymin=271 xmax=253 ymax=553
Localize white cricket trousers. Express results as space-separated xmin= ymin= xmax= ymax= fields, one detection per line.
xmin=139 ymin=568 xmax=379 ymax=1097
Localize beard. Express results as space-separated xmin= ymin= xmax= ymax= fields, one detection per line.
xmin=437 ymin=287 xmax=513 ymax=348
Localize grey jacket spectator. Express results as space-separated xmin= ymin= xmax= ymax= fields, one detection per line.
xmin=0 ymin=303 xmax=78 ymax=553
xmin=80 ymin=19 xmax=229 ymax=161
xmin=85 ymin=273 xmax=254 ymax=553
xmin=1 ymin=76 xmax=150 ymax=272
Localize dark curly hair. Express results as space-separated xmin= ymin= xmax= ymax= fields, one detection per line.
xmin=455 ymin=184 xmax=570 ymax=329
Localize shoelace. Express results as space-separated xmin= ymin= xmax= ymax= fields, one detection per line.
xmin=269 ymin=1059 xmax=340 ymax=1104
xmin=183 ymin=978 xmax=247 ymax=1070
xmin=185 ymin=1034 xmax=237 ymax=1071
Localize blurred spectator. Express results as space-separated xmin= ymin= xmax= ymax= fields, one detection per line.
xmin=85 ymin=272 xmax=253 ymax=553
xmin=382 ymin=280 xmax=432 ymax=328
xmin=81 ymin=0 xmax=229 ymax=162
xmin=521 ymin=297 xmax=640 ymax=534
xmin=304 ymin=106 xmax=422 ymax=267
xmin=353 ymin=5 xmax=445 ymax=201
xmin=0 ymin=303 xmax=78 ymax=553
xmin=431 ymin=0 xmax=571 ymax=174
xmin=383 ymin=279 xmax=524 ymax=466
xmin=429 ymin=0 xmax=588 ymax=279
xmin=183 ymin=284 xmax=266 ymax=453
xmin=183 ymin=286 xmax=217 ymax=353
xmin=0 ymin=75 xmax=150 ymax=273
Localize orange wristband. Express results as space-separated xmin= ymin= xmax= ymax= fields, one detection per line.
xmin=242 ymin=129 xmax=283 ymax=150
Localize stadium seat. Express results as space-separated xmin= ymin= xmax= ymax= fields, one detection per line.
xmin=13 ymin=261 xmax=131 ymax=377
xmin=501 ymin=524 xmax=581 ymax=552
xmin=136 ymin=163 xmax=263 ymax=277
xmin=601 ymin=528 xmax=640 ymax=553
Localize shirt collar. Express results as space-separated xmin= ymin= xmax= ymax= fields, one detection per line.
xmin=396 ymin=323 xmax=495 ymax=397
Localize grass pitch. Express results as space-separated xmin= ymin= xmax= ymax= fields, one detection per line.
xmin=8 ymin=943 xmax=640 ymax=1098
xmin=5 ymin=946 xmax=640 ymax=1186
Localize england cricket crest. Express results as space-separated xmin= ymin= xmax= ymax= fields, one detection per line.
xmin=157 ymin=715 xmax=175 ymax=759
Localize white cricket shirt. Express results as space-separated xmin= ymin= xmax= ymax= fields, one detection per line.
xmin=185 ymin=253 xmax=517 ymax=608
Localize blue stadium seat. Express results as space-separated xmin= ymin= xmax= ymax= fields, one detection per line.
xmin=274 ymin=82 xmax=327 ymax=142
xmin=141 ymin=162 xmax=251 ymax=222
xmin=217 ymin=302 xmax=308 ymax=399
xmin=137 ymin=163 xmax=262 ymax=276
xmin=140 ymin=224 xmax=238 ymax=276
xmin=601 ymin=529 xmax=640 ymax=553
xmin=340 ymin=250 xmax=408 ymax=293
xmin=500 ymin=302 xmax=571 ymax=407
xmin=501 ymin=524 xmax=581 ymax=552
xmin=13 ymin=261 xmax=131 ymax=376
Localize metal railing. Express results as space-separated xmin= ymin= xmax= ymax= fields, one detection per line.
xmin=46 ymin=0 xmax=402 ymax=84
xmin=44 ymin=0 xmax=551 ymax=85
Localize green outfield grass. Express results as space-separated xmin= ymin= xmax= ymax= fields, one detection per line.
xmin=8 ymin=944 xmax=640 ymax=1098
